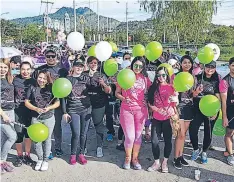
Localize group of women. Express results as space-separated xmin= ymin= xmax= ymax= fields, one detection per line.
xmin=1 ymin=48 xmax=234 ymax=174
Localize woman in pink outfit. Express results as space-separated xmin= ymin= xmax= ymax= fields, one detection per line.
xmin=115 ymin=56 xmax=151 ymax=170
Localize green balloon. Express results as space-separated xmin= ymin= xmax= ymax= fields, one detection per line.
xmin=109 ymin=42 xmax=118 ymax=52
xmin=27 ymin=123 xmax=49 ymax=142
xmin=198 ymin=46 xmax=214 ymax=64
xmin=158 ymin=63 xmax=174 ymax=76
xmin=52 ymin=78 xmax=72 ymax=98
xmin=145 ymin=41 xmax=163 ymax=61
xmin=104 ymin=59 xmax=118 ymax=76
xmin=117 ymin=69 xmax=136 ymax=90
xmin=199 ymin=95 xmax=221 ymax=117
xmin=173 ymin=72 xmax=194 ymax=92
xmin=88 ymin=45 xmax=96 ymax=57
xmin=213 ymin=119 xmax=225 ymax=136
xmin=132 ymin=44 xmax=145 ymax=57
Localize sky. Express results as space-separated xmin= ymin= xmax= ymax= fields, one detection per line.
xmin=1 ymin=0 xmax=234 ymax=26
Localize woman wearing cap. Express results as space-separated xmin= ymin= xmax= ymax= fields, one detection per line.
xmin=62 ymin=59 xmax=91 ymax=165
xmin=0 ymin=61 xmax=17 ymax=173
xmin=189 ymin=61 xmax=221 ymax=164
xmin=173 ymin=55 xmax=194 ymax=169
xmin=85 ymin=56 xmax=111 ymax=158
xmin=116 ymin=56 xmax=151 ymax=170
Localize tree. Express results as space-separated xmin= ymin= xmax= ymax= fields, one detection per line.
xmin=1 ymin=19 xmax=21 ymax=44
xmin=22 ymin=24 xmax=46 ymax=44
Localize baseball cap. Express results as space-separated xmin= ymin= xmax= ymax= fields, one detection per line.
xmin=73 ymin=59 xmax=85 ymax=67
xmin=205 ymin=61 xmax=216 ymax=68
xmin=45 ymin=49 xmax=56 ymax=55
xmin=10 ymin=56 xmax=21 ymax=64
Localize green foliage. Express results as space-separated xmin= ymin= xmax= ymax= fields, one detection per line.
xmin=22 ymin=24 xmax=46 ymax=44
xmin=1 ymin=19 xmax=21 ymax=44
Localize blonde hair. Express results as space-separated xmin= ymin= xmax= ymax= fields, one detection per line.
xmin=0 ymin=59 xmax=13 ymax=84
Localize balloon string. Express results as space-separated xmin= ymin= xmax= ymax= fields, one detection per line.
xmin=36 ymin=97 xmax=56 ymax=119
xmin=100 ymin=61 xmax=103 ymax=75
xmin=201 ymin=64 xmax=205 ymax=84
xmin=228 ymin=116 xmax=234 ymax=124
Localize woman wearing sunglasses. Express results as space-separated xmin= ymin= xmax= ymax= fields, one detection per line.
xmin=189 ymin=61 xmax=221 ymax=164
xmin=116 ymin=56 xmax=151 ymax=170
xmin=173 ymin=55 xmax=194 ymax=169
xmin=25 ymin=70 xmax=60 ymax=171
xmin=147 ymin=67 xmax=178 ymax=173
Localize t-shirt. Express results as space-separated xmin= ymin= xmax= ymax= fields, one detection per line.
xmin=26 ymin=84 xmax=56 ymax=119
xmin=193 ymin=73 xmax=220 ymax=106
xmin=153 ymin=84 xmax=176 ymax=121
xmin=85 ymin=71 xmax=109 ymax=109
xmin=32 ymin=64 xmax=68 ymax=82
xmin=62 ymin=74 xmax=91 ymax=114
xmin=118 ymin=74 xmax=151 ymax=110
xmin=13 ymin=75 xmax=36 ymax=108
xmin=219 ymin=74 xmax=234 ymax=106
xmin=1 ymin=79 xmax=14 ymax=111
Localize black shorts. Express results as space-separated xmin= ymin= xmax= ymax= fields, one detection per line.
xmin=227 ymin=105 xmax=234 ymax=130
xmin=178 ymin=105 xmax=194 ymax=121
xmin=15 ymin=107 xmax=32 ymax=143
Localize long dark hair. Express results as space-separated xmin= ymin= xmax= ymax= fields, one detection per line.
xmin=148 ymin=67 xmax=170 ymax=105
xmin=179 ymin=55 xmax=193 ymax=74
xmin=130 ymin=56 xmax=148 ymax=77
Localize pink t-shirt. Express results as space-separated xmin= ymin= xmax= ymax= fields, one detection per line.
xmin=153 ymin=84 xmax=176 ymax=121
xmin=118 ymin=74 xmax=151 ymax=110
xmin=219 ymin=79 xmax=228 ymax=93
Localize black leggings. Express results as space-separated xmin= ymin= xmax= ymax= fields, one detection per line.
xmin=189 ymin=108 xmax=218 ymax=152
xmin=69 ymin=108 xmax=91 ymax=155
xmin=151 ymin=119 xmax=172 ymax=160
xmin=118 ymin=126 xmax=124 ymax=140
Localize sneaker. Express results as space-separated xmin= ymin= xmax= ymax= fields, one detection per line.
xmin=84 ymin=148 xmax=88 ymax=155
xmin=35 ymin=160 xmax=43 ymax=171
xmin=123 ymin=157 xmax=131 ymax=170
xmin=14 ymin=155 xmax=24 ymax=167
xmin=147 ymin=161 xmax=161 ymax=172
xmin=116 ymin=143 xmax=125 ymax=151
xmin=132 ymin=159 xmax=142 ymax=170
xmin=24 ymin=155 xmax=34 ymax=166
xmin=96 ymin=147 xmax=104 ymax=158
xmin=70 ymin=155 xmax=77 ymax=165
xmin=106 ymin=134 xmax=114 ymax=142
xmin=40 ymin=161 xmax=49 ymax=171
xmin=173 ymin=158 xmax=182 ymax=170
xmin=208 ymin=145 xmax=215 ymax=151
xmin=161 ymin=160 xmax=169 ymax=173
xmin=191 ymin=149 xmax=201 ymax=161
xmin=158 ymin=135 xmax=164 ymax=142
xmin=144 ymin=134 xmax=151 ymax=143
xmin=78 ymin=154 xmax=87 ymax=165
xmin=2 ymin=163 xmax=14 ymax=172
xmin=227 ymin=155 xmax=234 ymax=166
xmin=201 ymin=152 xmax=208 ymax=164
xmin=48 ymin=152 xmax=54 ymax=160
xmin=180 ymin=156 xmax=189 ymax=166
xmin=55 ymin=149 xmax=63 ymax=157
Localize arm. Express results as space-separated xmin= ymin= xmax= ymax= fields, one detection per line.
xmin=115 ymin=86 xmax=125 ymax=101
xmin=61 ymin=98 xmax=67 ymax=114
xmin=220 ymin=92 xmax=228 ymax=127
xmin=102 ymin=84 xmax=111 ymax=94
xmin=47 ymin=100 xmax=60 ymax=110
xmin=0 ymin=108 xmax=10 ymax=122
xmin=25 ymin=99 xmax=41 ymax=112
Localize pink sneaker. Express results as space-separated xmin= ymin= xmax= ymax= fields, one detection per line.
xmin=78 ymin=154 xmax=87 ymax=165
xmin=70 ymin=155 xmax=77 ymax=165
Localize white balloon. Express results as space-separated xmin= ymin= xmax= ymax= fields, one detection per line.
xmin=95 ymin=41 xmax=112 ymax=62
xmin=67 ymin=32 xmax=85 ymax=51
xmin=205 ymin=43 xmax=220 ymax=61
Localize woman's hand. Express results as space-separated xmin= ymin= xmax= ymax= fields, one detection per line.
xmin=223 ymin=117 xmax=229 ymax=127
xmin=2 ymin=113 xmax=10 ymax=123
xmin=99 ymin=78 xmax=105 ymax=86
xmin=35 ymin=107 xmax=44 ymax=114
xmin=42 ymin=107 xmax=50 ymax=113
xmin=63 ymin=114 xmax=71 ymax=123
xmin=196 ymin=84 xmax=203 ymax=94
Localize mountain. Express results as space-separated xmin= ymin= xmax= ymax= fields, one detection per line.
xmin=11 ymin=7 xmax=121 ymax=31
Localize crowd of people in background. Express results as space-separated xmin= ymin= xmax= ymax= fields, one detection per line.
xmin=1 ymin=43 xmax=234 ymax=174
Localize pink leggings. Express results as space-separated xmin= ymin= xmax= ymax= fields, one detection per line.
xmin=120 ymin=106 xmax=148 ymax=149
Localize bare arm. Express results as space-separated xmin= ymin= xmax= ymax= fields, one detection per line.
xmin=47 ymin=100 xmax=60 ymax=110
xmin=220 ymin=92 xmax=227 ymax=119
xmin=25 ymin=99 xmax=39 ymax=112
xmin=115 ymin=86 xmax=125 ymax=101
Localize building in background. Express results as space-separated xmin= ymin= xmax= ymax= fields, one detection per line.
xmin=64 ymin=13 xmax=71 ymax=33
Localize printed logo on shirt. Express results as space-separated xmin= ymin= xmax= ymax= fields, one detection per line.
xmin=72 ymin=81 xmax=86 ymax=98
xmin=16 ymin=87 xmax=25 ymax=103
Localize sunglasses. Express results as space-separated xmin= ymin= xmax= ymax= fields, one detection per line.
xmin=46 ymin=55 xmax=56 ymax=58
xmin=133 ymin=64 xmax=143 ymax=69
xmin=205 ymin=65 xmax=215 ymax=69
xmin=156 ymin=74 xmax=167 ymax=78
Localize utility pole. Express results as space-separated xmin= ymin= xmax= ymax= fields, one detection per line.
xmin=73 ymin=0 xmax=77 ymax=31
xmin=126 ymin=2 xmax=128 ymax=47
xmin=41 ymin=0 xmax=54 ymax=43
xmin=89 ymin=0 xmax=91 ymax=40
xmin=97 ymin=0 xmax=100 ymax=41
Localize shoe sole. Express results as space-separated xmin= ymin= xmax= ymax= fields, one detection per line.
xmin=173 ymin=164 xmax=182 ymax=170
xmin=227 ymin=161 xmax=234 ymax=166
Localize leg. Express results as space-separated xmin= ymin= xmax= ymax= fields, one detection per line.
xmin=202 ymin=118 xmax=216 ymax=152
xmin=151 ymin=120 xmax=161 ymax=160
xmin=69 ymin=114 xmax=81 ymax=155
xmin=162 ymin=120 xmax=173 ymax=159
xmin=91 ymin=106 xmax=105 ymax=147
xmin=105 ymin=102 xmax=115 ymax=135
xmin=225 ymin=128 xmax=234 ymax=155
xmin=175 ymin=120 xmax=186 ymax=158
xmin=54 ymin=107 xmax=63 ymax=150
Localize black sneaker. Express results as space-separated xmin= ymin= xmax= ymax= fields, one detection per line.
xmin=173 ymin=158 xmax=182 ymax=170
xmin=24 ymin=155 xmax=34 ymax=166
xmin=14 ymin=156 xmax=24 ymax=167
xmin=116 ymin=143 xmax=125 ymax=151
xmin=55 ymin=149 xmax=63 ymax=157
xmin=180 ymin=156 xmax=189 ymax=166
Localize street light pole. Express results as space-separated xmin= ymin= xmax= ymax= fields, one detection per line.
xmin=126 ymin=2 xmax=128 ymax=47
xmin=73 ymin=0 xmax=77 ymax=32
xmin=97 ymin=0 xmax=100 ymax=41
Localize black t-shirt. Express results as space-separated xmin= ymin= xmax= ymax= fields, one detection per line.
xmin=26 ymin=84 xmax=56 ymax=119
xmin=13 ymin=75 xmax=37 ymax=108
xmin=194 ymin=73 xmax=220 ymax=106
xmin=1 ymin=79 xmax=15 ymax=111
xmin=62 ymin=74 xmax=91 ymax=114
xmin=85 ymin=71 xmax=109 ymax=109
xmin=32 ymin=64 xmax=68 ymax=82
xmin=223 ymin=74 xmax=234 ymax=106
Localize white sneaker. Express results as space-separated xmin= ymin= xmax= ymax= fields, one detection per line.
xmin=40 ymin=161 xmax=49 ymax=171
xmin=96 ymin=147 xmax=104 ymax=158
xmin=35 ymin=160 xmax=43 ymax=171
